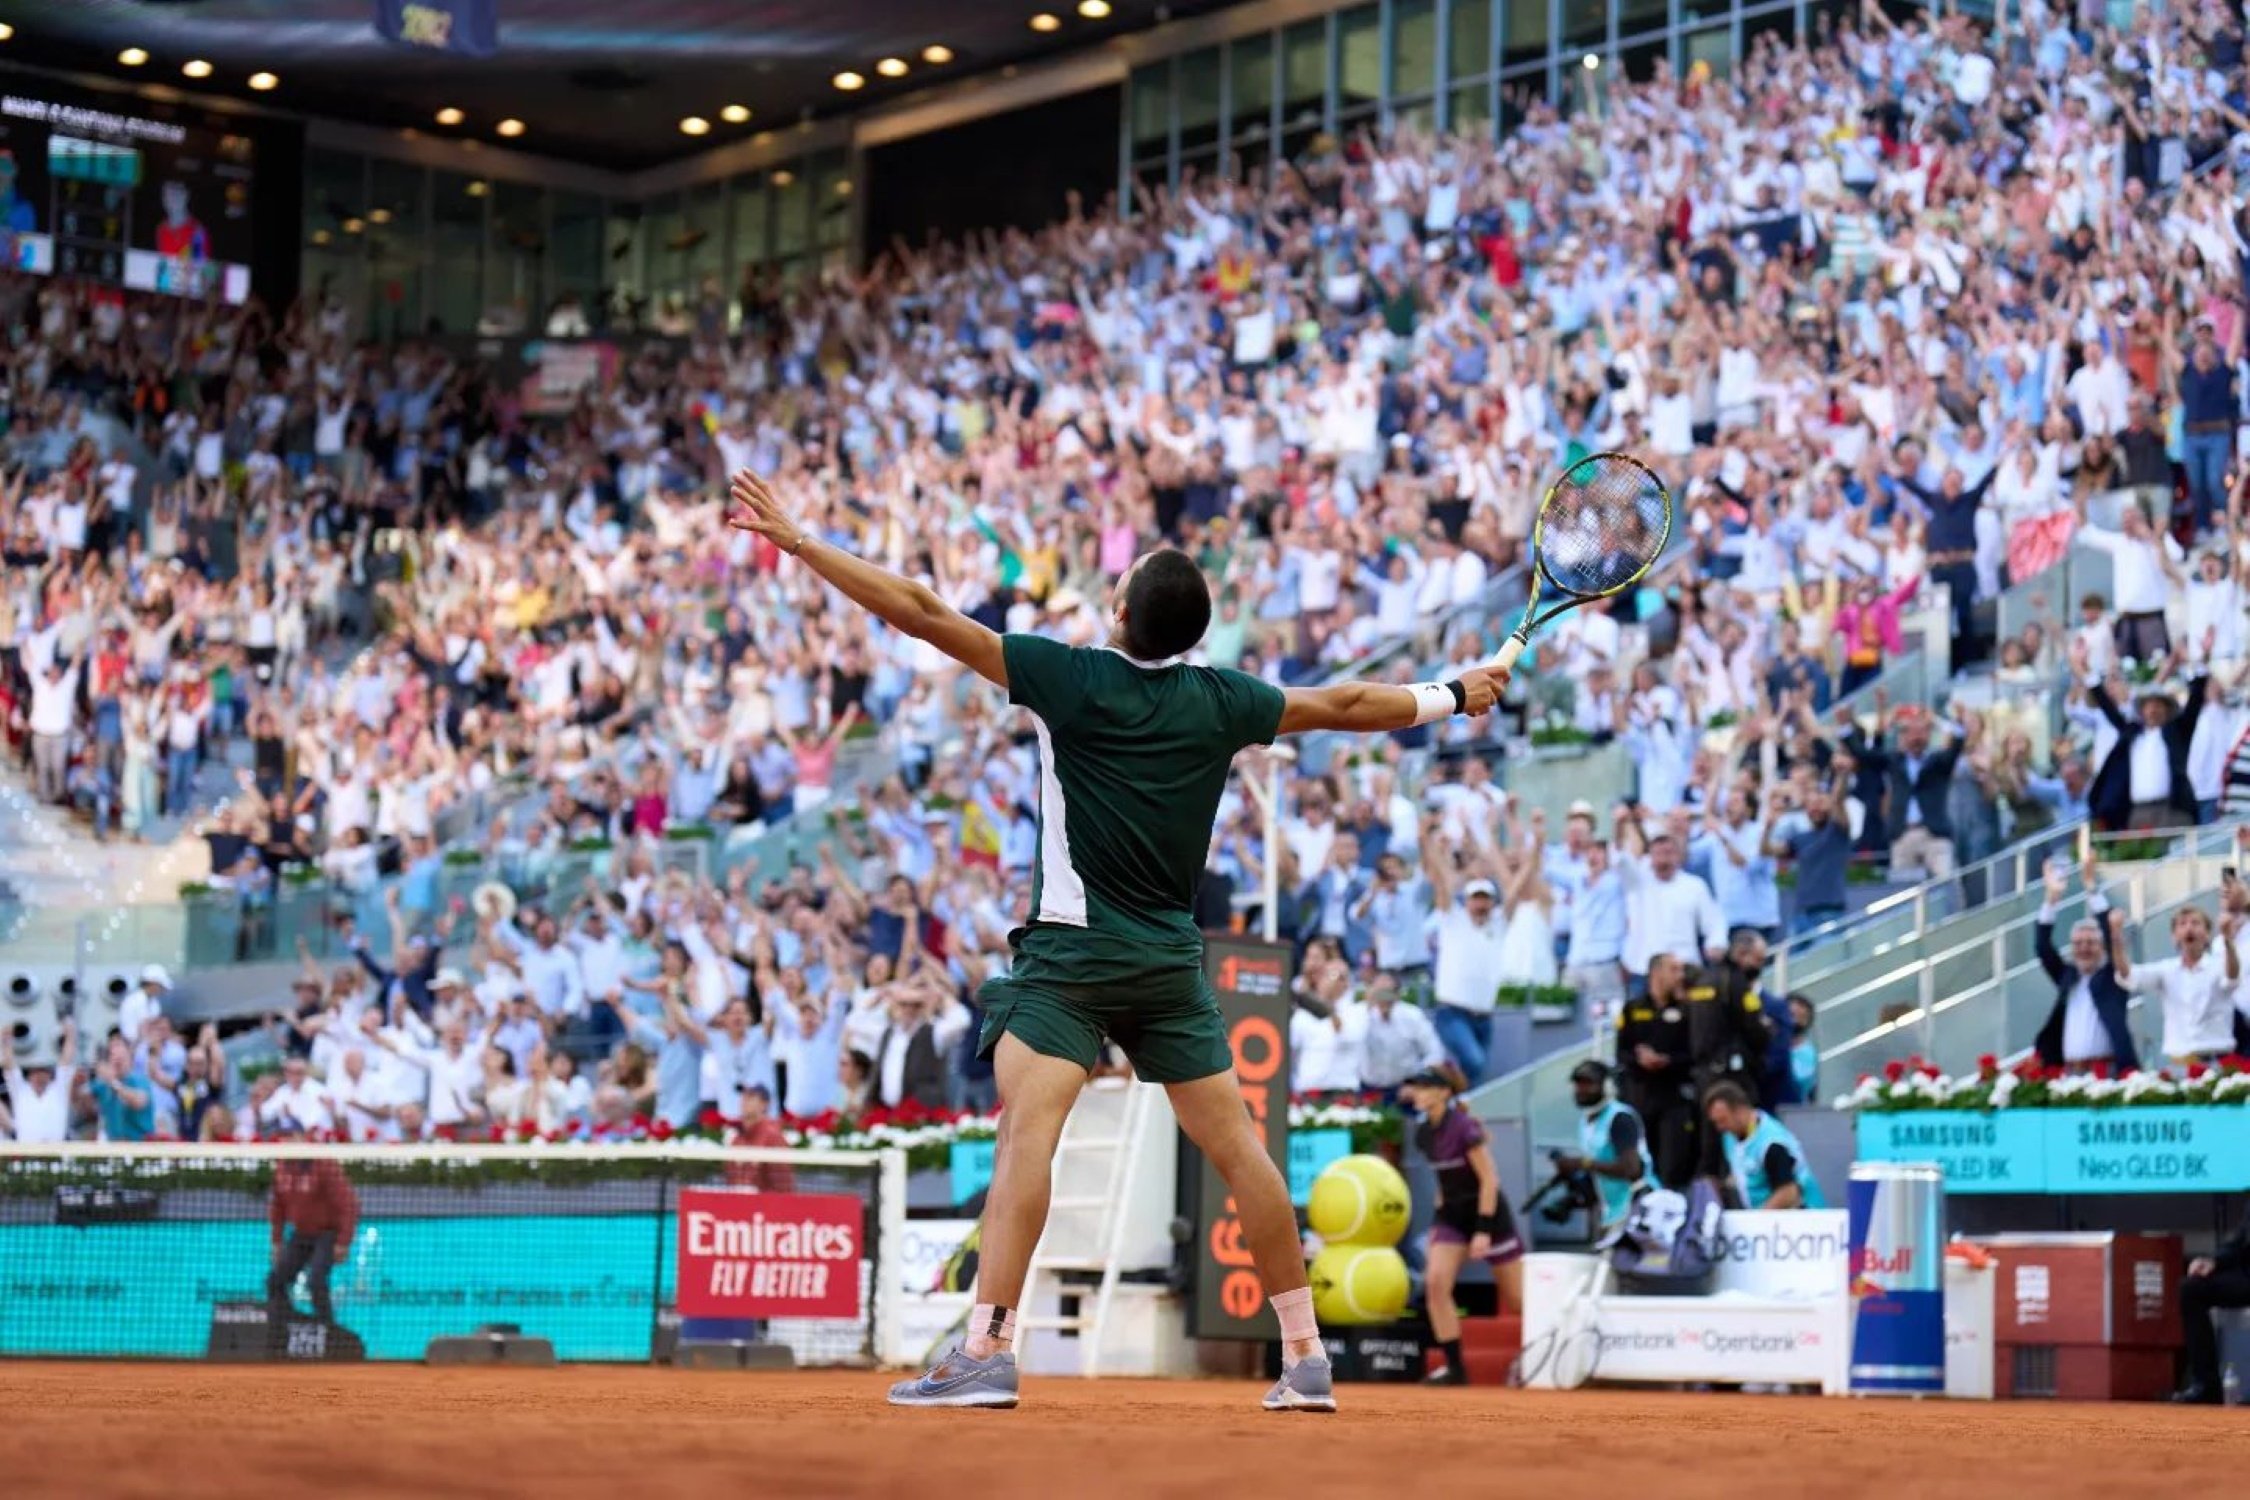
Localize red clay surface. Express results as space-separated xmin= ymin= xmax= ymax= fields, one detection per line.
xmin=3 ymin=1364 xmax=2241 ymax=1499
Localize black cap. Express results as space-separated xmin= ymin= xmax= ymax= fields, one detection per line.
xmin=1569 ymin=1060 xmax=1612 ymax=1087
xmin=1402 ymin=1067 xmax=1456 ymax=1091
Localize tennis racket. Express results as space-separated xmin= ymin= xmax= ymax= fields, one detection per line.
xmin=1493 ymin=452 xmax=1675 ymax=673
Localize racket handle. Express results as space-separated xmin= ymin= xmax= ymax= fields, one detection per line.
xmin=1494 ymin=635 xmax=1528 ymax=673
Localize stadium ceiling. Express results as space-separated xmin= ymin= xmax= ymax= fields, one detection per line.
xmin=0 ymin=0 xmax=1232 ymax=171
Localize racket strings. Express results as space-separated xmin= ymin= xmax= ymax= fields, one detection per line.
xmin=1537 ymin=456 xmax=1670 ymax=598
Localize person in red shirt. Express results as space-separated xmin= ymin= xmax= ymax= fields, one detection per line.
xmin=724 ymin=1085 xmax=797 ymax=1194
xmin=266 ymin=1117 xmax=360 ymax=1338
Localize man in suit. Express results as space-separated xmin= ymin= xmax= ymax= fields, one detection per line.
xmin=2086 ymin=665 xmax=2206 ymax=831
xmin=1858 ymin=702 xmax=1961 ymax=883
xmin=873 ymin=973 xmax=967 ymax=1111
xmin=2032 ymin=854 xmax=2139 ymax=1073
xmin=2175 ymin=1202 xmax=2250 ymax=1403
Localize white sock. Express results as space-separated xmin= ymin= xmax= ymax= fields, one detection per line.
xmin=965 ymin=1303 xmax=1016 ymax=1358
xmin=1270 ymin=1286 xmax=1322 ymax=1367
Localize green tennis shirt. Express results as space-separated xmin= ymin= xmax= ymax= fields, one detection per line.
xmin=1002 ymin=633 xmax=1286 ymax=982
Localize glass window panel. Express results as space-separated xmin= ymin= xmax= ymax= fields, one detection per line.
xmin=773 ymin=172 xmax=810 ymax=258
xmin=1283 ymin=19 xmax=1327 ymax=113
xmin=306 ymin=148 xmax=364 ymax=228
xmin=1744 ymin=4 xmax=1798 ymax=58
xmin=646 ymin=194 xmax=685 ymax=302
xmin=428 ymin=171 xmax=484 ymax=336
xmin=1337 ymin=6 xmax=1381 ymax=113
xmin=1502 ymin=0 xmax=1550 ymax=69
xmin=489 ymin=179 xmax=544 ymax=331
xmin=1389 ymin=0 xmax=1438 ymax=101
xmin=1619 ymin=36 xmax=1669 ymax=83
xmin=1563 ymin=0 xmax=1607 ymax=49
xmin=1179 ymin=47 xmax=1222 ymax=153
xmin=1450 ymin=0 xmax=1492 ymax=81
xmin=549 ymin=191 xmax=605 ymax=317
xmin=1132 ymin=65 xmax=1172 ymax=159
xmin=1449 ymin=81 xmax=1493 ymax=137
xmin=1684 ymin=25 xmax=1734 ymax=81
xmin=731 ymin=179 xmax=770 ymax=272
xmin=811 ymin=155 xmax=851 ymax=251
xmin=607 ymin=210 xmax=643 ymax=302
xmin=1680 ymin=1 xmax=1729 ymax=25
xmin=1230 ymin=33 xmax=1274 ymax=143
xmin=1618 ymin=0 xmax=1669 ymax=38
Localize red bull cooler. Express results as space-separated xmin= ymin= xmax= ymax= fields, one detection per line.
xmin=1846 ymin=1161 xmax=1945 ymax=1395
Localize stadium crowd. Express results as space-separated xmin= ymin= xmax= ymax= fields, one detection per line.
xmin=8 ymin=0 xmax=2250 ymax=1145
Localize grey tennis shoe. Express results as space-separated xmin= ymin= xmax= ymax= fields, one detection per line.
xmin=1262 ymin=1356 xmax=1338 ymax=1412
xmin=887 ymin=1345 xmax=1021 ymax=1409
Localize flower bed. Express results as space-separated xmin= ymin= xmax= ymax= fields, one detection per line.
xmin=1837 ymin=1054 xmax=2250 ymax=1112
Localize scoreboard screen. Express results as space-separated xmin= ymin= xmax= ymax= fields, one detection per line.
xmin=1 ymin=90 xmax=256 ymax=305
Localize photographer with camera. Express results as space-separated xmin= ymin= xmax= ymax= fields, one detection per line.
xmin=1616 ymin=955 xmax=1697 ymax=1189
xmin=1550 ymin=1060 xmax=1656 ymax=1239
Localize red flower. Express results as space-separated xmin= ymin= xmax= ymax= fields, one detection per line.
xmin=2187 ymin=1062 xmax=2210 ymax=1081
xmin=2091 ymin=1060 xmax=2112 ymax=1080
xmin=650 ymin=1119 xmax=675 ymax=1141
xmin=1883 ymin=1060 xmax=1907 ymax=1083
xmin=698 ymin=1107 xmax=725 ymax=1132
xmin=1976 ymin=1053 xmax=1999 ymax=1076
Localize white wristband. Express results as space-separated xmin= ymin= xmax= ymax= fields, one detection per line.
xmin=1407 ymin=681 xmax=1458 ymax=727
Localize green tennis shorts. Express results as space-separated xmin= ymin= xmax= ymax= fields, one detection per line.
xmin=975 ymin=954 xmax=1232 ymax=1084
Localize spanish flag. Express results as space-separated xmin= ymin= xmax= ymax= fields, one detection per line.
xmin=959 ymin=800 xmax=1002 ymax=870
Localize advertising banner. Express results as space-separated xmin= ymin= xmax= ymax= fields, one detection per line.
xmin=374 ymin=0 xmax=502 ymax=58
xmin=1287 ymin=1129 xmax=1353 ymax=1207
xmin=1708 ymin=1209 xmax=1848 ymax=1299
xmin=674 ymin=1189 xmax=863 ymax=1321
xmin=1185 ymin=937 xmax=1292 ymax=1340
xmin=1853 ymin=1107 xmax=2250 ymax=1195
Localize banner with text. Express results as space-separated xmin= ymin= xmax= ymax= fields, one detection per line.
xmin=374 ymin=0 xmax=501 ymax=58
xmin=674 ymin=1190 xmax=863 ymax=1321
xmin=1186 ymin=937 xmax=1293 ymax=1340
xmin=1855 ymin=1107 xmax=2250 ymax=1195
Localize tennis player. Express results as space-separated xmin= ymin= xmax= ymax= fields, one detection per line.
xmin=723 ymin=470 xmax=1508 ymax=1412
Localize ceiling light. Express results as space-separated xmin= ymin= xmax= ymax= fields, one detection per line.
xmin=679 ymin=116 xmax=711 ymax=136
xmin=1078 ymin=0 xmax=1112 ymax=16
xmin=118 ymin=48 xmax=149 ymax=67
xmin=247 ymin=71 xmax=278 ymax=90
xmin=771 ymin=169 xmax=795 ymax=187
xmin=721 ymin=104 xmax=751 ymax=124
xmin=182 ymin=59 xmax=213 ymax=80
xmin=1029 ymin=13 xmax=1061 ymax=32
xmin=343 ymin=217 xmax=364 ymax=235
xmin=0 ymin=24 xmax=14 ymax=42
xmin=876 ymin=57 xmax=908 ymax=78
xmin=369 ymin=207 xmax=392 ymax=225
xmin=495 ymin=117 xmax=524 ymax=137
xmin=1583 ymin=53 xmax=1601 ymax=70
xmin=466 ymin=180 xmax=489 ymax=197
xmin=311 ymin=228 xmax=331 ymax=246
xmin=435 ymin=106 xmax=464 ymax=126
xmin=834 ymin=178 xmax=853 ymax=197
xmin=832 ymin=70 xmax=865 ymax=91
xmin=922 ymin=44 xmax=953 ymax=65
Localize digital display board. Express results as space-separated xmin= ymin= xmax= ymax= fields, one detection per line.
xmin=0 ymin=90 xmax=255 ymax=304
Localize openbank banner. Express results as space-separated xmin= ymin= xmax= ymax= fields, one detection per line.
xmin=1708 ymin=1210 xmax=1848 ymax=1300
xmin=1 ymin=1214 xmax=668 ymax=1361
xmin=1855 ymin=1107 xmax=2250 ymax=1195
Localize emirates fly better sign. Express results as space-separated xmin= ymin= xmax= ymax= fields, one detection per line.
xmin=675 ymin=1190 xmax=864 ymax=1320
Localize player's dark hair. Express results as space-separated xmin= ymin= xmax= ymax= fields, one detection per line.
xmin=1702 ymin=1079 xmax=1752 ymax=1112
xmin=1120 ymin=549 xmax=1212 ymax=661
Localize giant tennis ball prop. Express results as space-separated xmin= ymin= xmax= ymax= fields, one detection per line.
xmin=1306 ymin=1153 xmax=1410 ymax=1249
xmin=1309 ymin=1243 xmax=1412 ymax=1326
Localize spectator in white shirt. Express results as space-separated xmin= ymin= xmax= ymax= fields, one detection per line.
xmin=1424 ymin=836 xmax=1510 ymax=1083
xmin=329 ymin=1049 xmax=398 ymax=1143
xmin=117 ymin=964 xmax=171 ymax=1049
xmin=1289 ymin=949 xmax=1367 ymax=1095
xmin=2075 ymin=498 xmax=2185 ymax=665
xmin=2120 ymin=906 xmax=2242 ymax=1064
xmin=1356 ymin=971 xmax=1446 ymax=1091
xmin=700 ymin=997 xmax=777 ymax=1122
xmin=259 ymin=1055 xmax=337 ymax=1135
xmin=1618 ymin=822 xmax=1729 ymax=986
xmin=499 ymin=913 xmax=587 ymax=1023
xmin=413 ymin=1018 xmax=486 ymax=1128
xmin=26 ymin=654 xmax=81 ymax=803
xmin=0 ymin=1022 xmax=77 ymax=1143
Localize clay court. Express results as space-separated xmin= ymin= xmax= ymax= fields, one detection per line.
xmin=4 ymin=1365 xmax=2239 ymax=1499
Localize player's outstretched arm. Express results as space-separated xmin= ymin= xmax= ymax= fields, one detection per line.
xmin=1276 ymin=665 xmax=1508 ymax=736
xmin=727 ymin=469 xmax=1007 ymax=690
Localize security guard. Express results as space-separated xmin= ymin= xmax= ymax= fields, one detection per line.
xmin=1686 ymin=928 xmax=1777 ymax=1178
xmin=1615 ymin=953 xmax=1696 ymax=1188
xmin=1554 ymin=1060 xmax=1657 ymax=1236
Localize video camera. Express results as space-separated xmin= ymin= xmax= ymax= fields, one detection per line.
xmin=1522 ymin=1148 xmax=1604 ymax=1242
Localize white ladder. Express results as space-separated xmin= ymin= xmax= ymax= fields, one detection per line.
xmin=1017 ymin=1080 xmax=1155 ymax=1377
